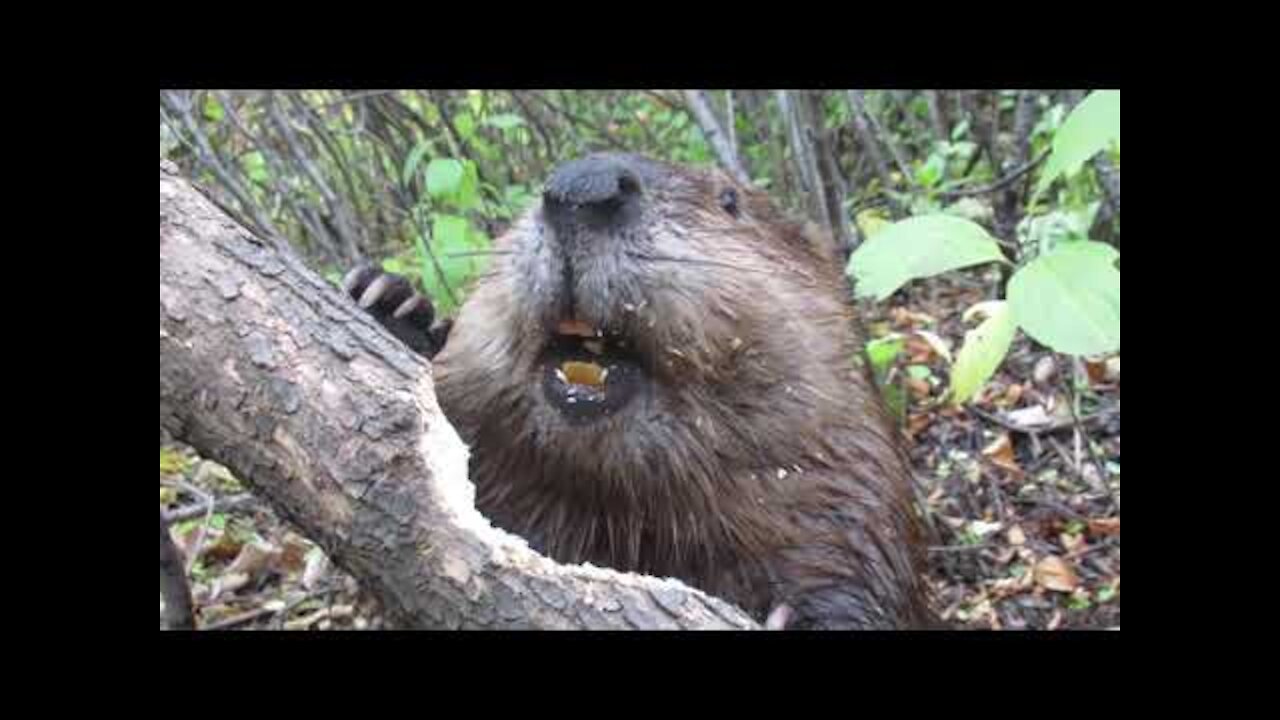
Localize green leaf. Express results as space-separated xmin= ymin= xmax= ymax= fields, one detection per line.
xmin=455 ymin=113 xmax=476 ymax=140
xmin=403 ymin=142 xmax=433 ymax=188
xmin=160 ymin=448 xmax=190 ymax=475
xmin=425 ymin=159 xmax=464 ymax=200
xmin=241 ymin=151 xmax=268 ymax=184
xmin=866 ymin=335 xmax=905 ymax=376
xmin=203 ymin=94 xmax=224 ymax=122
xmin=1008 ymin=241 xmax=1120 ymax=356
xmin=454 ymin=160 xmax=480 ymax=212
xmin=432 ymin=214 xmax=470 ymax=255
xmin=881 ymin=383 xmax=907 ymax=424
xmin=503 ymin=184 xmax=534 ymax=214
xmin=1037 ymin=90 xmax=1120 ymax=196
xmin=381 ymin=257 xmax=407 ymax=276
xmin=856 ymin=208 xmax=892 ymax=238
xmin=950 ymin=300 xmax=1017 ymax=404
xmin=848 ymin=214 xmax=1007 ymax=300
xmin=484 ymin=113 xmax=525 ymax=131
xmin=906 ymin=365 xmax=933 ymax=381
xmin=916 ymin=154 xmax=946 ymax=188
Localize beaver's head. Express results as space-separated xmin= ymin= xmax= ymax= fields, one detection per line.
xmin=437 ymin=153 xmax=869 ymax=514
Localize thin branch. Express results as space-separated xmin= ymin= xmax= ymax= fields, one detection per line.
xmin=163 ymin=492 xmax=256 ymax=525
xmin=682 ymin=90 xmax=750 ymax=184
xmin=939 ymin=149 xmax=1050 ymax=201
xmin=925 ymin=90 xmax=950 ymax=141
xmin=850 ymin=90 xmax=912 ymax=181
xmin=845 ymin=90 xmax=899 ymax=196
xmin=159 ymin=91 xmax=282 ymax=242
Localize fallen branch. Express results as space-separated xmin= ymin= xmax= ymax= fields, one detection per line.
xmin=159 ymin=159 xmax=758 ymax=630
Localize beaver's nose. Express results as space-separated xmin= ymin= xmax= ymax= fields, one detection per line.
xmin=542 ymin=155 xmax=642 ymax=230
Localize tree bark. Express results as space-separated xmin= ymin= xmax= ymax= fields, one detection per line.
xmin=159 ymin=159 xmax=759 ymax=631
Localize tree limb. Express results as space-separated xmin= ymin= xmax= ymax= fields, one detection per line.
xmin=159 ymin=159 xmax=759 ymax=630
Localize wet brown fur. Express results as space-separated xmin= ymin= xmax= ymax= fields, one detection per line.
xmin=432 ymin=154 xmax=936 ymax=629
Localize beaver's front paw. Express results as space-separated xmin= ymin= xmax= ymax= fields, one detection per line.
xmin=342 ymin=263 xmax=450 ymax=358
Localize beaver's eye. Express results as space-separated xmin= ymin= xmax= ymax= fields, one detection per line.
xmin=718 ymin=188 xmax=740 ymax=217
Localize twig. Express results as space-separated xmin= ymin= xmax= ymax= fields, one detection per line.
xmin=849 ymin=90 xmax=913 ymax=183
xmin=159 ymin=91 xmax=282 ymax=243
xmin=167 ymin=479 xmax=217 ymax=575
xmin=201 ymin=587 xmax=333 ymax=631
xmin=640 ymin=89 xmax=682 ymax=111
xmin=939 ymin=149 xmax=1050 ymax=201
xmin=682 ymin=90 xmax=750 ymax=184
xmin=162 ymin=492 xmax=256 ymax=525
xmin=1068 ymin=358 xmax=1118 ymax=507
xmin=929 ymin=543 xmax=1000 ymax=553
xmin=967 ymin=404 xmax=1116 ymax=436
xmin=314 ymin=89 xmax=403 ymax=109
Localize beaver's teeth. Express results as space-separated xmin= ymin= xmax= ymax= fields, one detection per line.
xmin=562 ymin=361 xmax=606 ymax=387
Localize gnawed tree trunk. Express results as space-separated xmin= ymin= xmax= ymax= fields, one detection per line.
xmin=159 ymin=159 xmax=758 ymax=630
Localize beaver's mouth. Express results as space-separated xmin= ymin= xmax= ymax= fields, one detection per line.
xmin=540 ymin=319 xmax=645 ymax=424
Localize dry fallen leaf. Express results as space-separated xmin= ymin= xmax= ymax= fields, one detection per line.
xmin=1032 ymin=356 xmax=1058 ymax=386
xmin=1007 ymin=525 xmax=1027 ymax=546
xmin=1034 ymin=555 xmax=1079 ymax=593
xmin=302 ymin=549 xmax=331 ymax=591
xmin=906 ymin=376 xmax=931 ymax=400
xmin=968 ymin=519 xmax=1004 ymax=539
xmin=912 ymin=330 xmax=953 ymax=364
xmin=1084 ymin=358 xmax=1108 ymax=385
xmin=907 ymin=413 xmax=933 ymax=438
xmin=1088 ymin=517 xmax=1121 ymax=537
xmin=1046 ymin=610 xmax=1064 ymax=630
xmin=209 ymin=572 xmax=250 ymax=601
xmin=1006 ymin=405 xmax=1053 ymax=430
xmin=279 ymin=534 xmax=311 ymax=575
xmin=1001 ymin=383 xmax=1025 ymax=407
xmin=203 ymin=532 xmax=244 ymax=564
xmin=225 ymin=541 xmax=281 ymax=579
xmin=905 ymin=335 xmax=936 ymax=363
xmin=1059 ymin=532 xmax=1086 ymax=554
xmin=982 ymin=433 xmax=1022 ymax=474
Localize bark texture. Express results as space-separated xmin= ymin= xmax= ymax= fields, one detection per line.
xmin=159 ymin=159 xmax=758 ymax=630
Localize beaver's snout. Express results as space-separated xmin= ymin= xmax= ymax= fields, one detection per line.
xmin=542 ymin=154 xmax=644 ymax=232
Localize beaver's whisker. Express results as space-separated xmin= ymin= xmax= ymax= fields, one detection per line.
xmin=624 ymin=251 xmax=766 ymax=274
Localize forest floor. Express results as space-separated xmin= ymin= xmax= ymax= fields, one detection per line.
xmin=160 ymin=269 xmax=1120 ymax=631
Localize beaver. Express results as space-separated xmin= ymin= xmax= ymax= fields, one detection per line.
xmin=344 ymin=153 xmax=937 ymax=629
